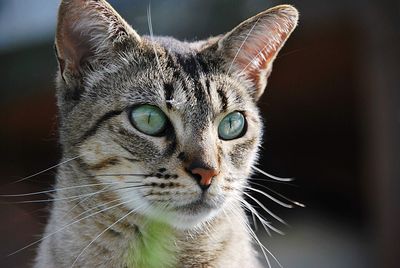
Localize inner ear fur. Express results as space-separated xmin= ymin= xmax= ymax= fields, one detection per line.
xmin=55 ymin=0 xmax=141 ymax=80
xmin=217 ymin=5 xmax=299 ymax=100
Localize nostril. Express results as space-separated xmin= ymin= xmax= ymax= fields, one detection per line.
xmin=186 ymin=168 xmax=202 ymax=182
xmin=192 ymin=173 xmax=202 ymax=183
xmin=185 ymin=168 xmax=211 ymax=190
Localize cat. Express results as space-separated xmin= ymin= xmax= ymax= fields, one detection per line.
xmin=33 ymin=0 xmax=298 ymax=267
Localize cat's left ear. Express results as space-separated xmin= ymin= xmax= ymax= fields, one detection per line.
xmin=55 ymin=0 xmax=141 ymax=82
xmin=216 ymin=5 xmax=299 ymax=100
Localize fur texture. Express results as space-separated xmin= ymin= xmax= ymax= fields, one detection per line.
xmin=35 ymin=0 xmax=298 ymax=267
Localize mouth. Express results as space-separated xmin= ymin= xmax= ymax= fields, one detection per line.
xmin=174 ymin=192 xmax=224 ymax=215
xmin=164 ymin=199 xmax=219 ymax=229
xmin=142 ymin=193 xmax=226 ymax=229
xmin=176 ymin=199 xmax=214 ymax=214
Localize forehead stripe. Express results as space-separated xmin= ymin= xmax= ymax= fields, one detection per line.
xmin=76 ymin=109 xmax=123 ymax=145
xmin=205 ymin=79 xmax=211 ymax=99
xmin=172 ymin=53 xmax=210 ymax=108
xmin=176 ymin=54 xmax=200 ymax=80
xmin=166 ymin=52 xmax=191 ymax=93
xmin=217 ymin=87 xmax=228 ymax=112
xmin=195 ymin=54 xmax=210 ymax=74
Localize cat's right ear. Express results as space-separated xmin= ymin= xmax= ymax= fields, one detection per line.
xmin=55 ymin=0 xmax=141 ymax=83
xmin=213 ymin=5 xmax=299 ymax=101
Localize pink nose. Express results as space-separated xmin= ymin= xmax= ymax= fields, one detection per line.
xmin=190 ymin=167 xmax=219 ymax=187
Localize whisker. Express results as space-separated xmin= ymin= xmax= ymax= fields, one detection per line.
xmin=65 ymin=185 xmax=147 ymax=223
xmin=225 ymin=198 xmax=273 ymax=268
xmin=60 ymin=184 xmax=117 ymax=220
xmin=243 ymin=191 xmax=287 ymax=226
xmin=253 ymin=166 xmax=293 ymax=182
xmin=241 ymin=207 xmax=285 ymax=268
xmin=71 ymin=205 xmax=142 ymax=267
xmin=251 ymin=210 xmax=258 ymax=231
xmin=2 ymin=184 xmax=146 ymax=204
xmin=9 ymin=154 xmax=86 ymax=185
xmin=244 ymin=185 xmax=293 ymax=208
xmin=239 ymin=198 xmax=272 ymax=236
xmin=249 ymin=230 xmax=272 ymax=268
xmin=61 ymin=183 xmax=149 ymax=221
xmin=243 ymin=202 xmax=284 ymax=237
xmin=249 ymin=177 xmax=297 ymax=187
xmin=68 ymin=198 xmax=122 ymax=223
xmin=249 ymin=181 xmax=305 ymax=208
xmin=0 ymin=181 xmax=136 ymax=197
xmin=259 ymin=242 xmax=284 ymax=268
xmin=1 ymin=197 xmax=77 ymax=204
xmin=8 ymin=196 xmax=137 ymax=257
xmin=91 ymin=173 xmax=149 ymax=177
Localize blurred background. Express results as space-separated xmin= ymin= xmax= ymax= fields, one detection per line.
xmin=0 ymin=0 xmax=399 ymax=267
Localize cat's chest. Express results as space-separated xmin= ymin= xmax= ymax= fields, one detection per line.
xmin=122 ymin=220 xmax=231 ymax=268
xmin=123 ymin=221 xmax=178 ymax=268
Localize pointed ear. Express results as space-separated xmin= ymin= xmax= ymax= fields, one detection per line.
xmin=55 ymin=0 xmax=141 ymax=81
xmin=217 ymin=5 xmax=298 ymax=100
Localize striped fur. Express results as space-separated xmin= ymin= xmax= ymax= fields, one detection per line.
xmin=35 ymin=1 xmax=298 ymax=267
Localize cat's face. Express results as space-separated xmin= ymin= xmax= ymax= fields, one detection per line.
xmin=55 ymin=0 xmax=298 ymax=229
xmin=70 ymin=42 xmax=262 ymax=228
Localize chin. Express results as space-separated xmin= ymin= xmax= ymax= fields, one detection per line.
xmin=145 ymin=197 xmax=225 ymax=230
xmin=169 ymin=204 xmax=221 ymax=230
xmin=121 ymin=189 xmax=226 ymax=230
xmin=175 ymin=193 xmax=228 ymax=229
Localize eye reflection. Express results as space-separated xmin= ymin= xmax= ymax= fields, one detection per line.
xmin=129 ymin=105 xmax=167 ymax=136
xmin=218 ymin=112 xmax=246 ymax=140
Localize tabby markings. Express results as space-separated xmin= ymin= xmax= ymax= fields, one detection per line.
xmin=78 ymin=109 xmax=123 ymax=144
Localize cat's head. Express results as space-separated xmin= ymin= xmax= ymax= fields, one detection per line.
xmin=55 ymin=0 xmax=298 ymax=229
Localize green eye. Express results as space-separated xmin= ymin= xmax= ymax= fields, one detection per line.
xmin=129 ymin=105 xmax=168 ymax=136
xmin=218 ymin=112 xmax=246 ymax=140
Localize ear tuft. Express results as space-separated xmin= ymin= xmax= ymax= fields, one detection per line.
xmin=218 ymin=5 xmax=299 ymax=100
xmin=55 ymin=0 xmax=140 ymax=79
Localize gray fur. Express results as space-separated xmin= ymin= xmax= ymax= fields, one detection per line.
xmin=35 ymin=0 xmax=298 ymax=267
